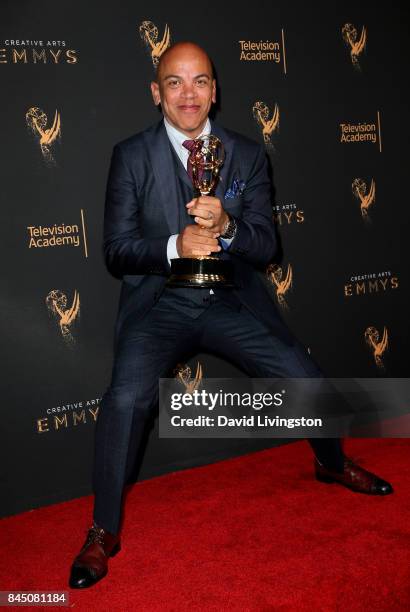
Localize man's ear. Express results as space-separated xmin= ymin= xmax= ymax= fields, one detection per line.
xmin=211 ymin=79 xmax=216 ymax=104
xmin=151 ymin=81 xmax=161 ymax=106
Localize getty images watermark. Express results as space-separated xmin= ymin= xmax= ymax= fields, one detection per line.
xmin=169 ymin=388 xmax=322 ymax=430
xmin=159 ymin=378 xmax=410 ymax=438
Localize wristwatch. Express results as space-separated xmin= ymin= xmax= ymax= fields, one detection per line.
xmin=220 ymin=214 xmax=237 ymax=239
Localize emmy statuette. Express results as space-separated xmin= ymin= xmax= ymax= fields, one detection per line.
xmin=168 ymin=134 xmax=234 ymax=287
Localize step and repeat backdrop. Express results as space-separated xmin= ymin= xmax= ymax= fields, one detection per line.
xmin=1 ymin=1 xmax=408 ymax=517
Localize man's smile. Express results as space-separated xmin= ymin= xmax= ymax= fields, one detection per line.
xmin=178 ymin=105 xmax=201 ymax=113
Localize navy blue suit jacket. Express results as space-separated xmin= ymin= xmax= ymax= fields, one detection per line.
xmin=104 ymin=119 xmax=291 ymax=343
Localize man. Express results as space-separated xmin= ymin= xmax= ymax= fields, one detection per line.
xmin=69 ymin=42 xmax=393 ymax=589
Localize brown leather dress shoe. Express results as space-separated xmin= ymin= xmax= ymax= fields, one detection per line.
xmin=315 ymin=457 xmax=393 ymax=495
xmin=69 ymin=522 xmax=121 ymax=589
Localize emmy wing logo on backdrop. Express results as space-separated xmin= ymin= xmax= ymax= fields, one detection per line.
xmin=139 ymin=21 xmax=171 ymax=66
xmin=26 ymin=107 xmax=61 ymax=165
xmin=365 ymin=326 xmax=388 ymax=369
xmin=253 ymin=101 xmax=280 ymax=148
xmin=46 ymin=289 xmax=80 ymax=345
xmin=266 ymin=263 xmax=292 ymax=308
xmin=174 ymin=362 xmax=203 ymax=394
xmin=352 ymin=178 xmax=376 ymax=222
xmin=342 ymin=23 xmax=366 ymax=69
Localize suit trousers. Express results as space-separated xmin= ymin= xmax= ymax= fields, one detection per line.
xmin=92 ymin=291 xmax=344 ymax=535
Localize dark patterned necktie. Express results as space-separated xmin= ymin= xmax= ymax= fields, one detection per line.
xmin=182 ymin=139 xmax=196 ymax=181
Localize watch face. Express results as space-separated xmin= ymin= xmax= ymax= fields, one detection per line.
xmin=222 ymin=217 xmax=236 ymax=239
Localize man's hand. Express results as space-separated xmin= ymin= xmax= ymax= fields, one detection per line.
xmin=186 ymin=196 xmax=229 ymax=234
xmin=176 ymin=225 xmax=221 ymax=258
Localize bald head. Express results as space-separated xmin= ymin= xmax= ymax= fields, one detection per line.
xmin=151 ymin=41 xmax=216 ymax=138
xmin=156 ymin=42 xmax=214 ymax=81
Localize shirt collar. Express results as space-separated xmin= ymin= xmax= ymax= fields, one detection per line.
xmin=163 ymin=116 xmax=211 ymax=147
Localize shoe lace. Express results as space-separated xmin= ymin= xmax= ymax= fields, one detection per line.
xmin=86 ymin=524 xmax=105 ymax=546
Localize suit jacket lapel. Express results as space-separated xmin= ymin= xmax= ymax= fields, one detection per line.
xmin=144 ymin=120 xmax=180 ymax=235
xmin=169 ymin=144 xmax=194 ymax=191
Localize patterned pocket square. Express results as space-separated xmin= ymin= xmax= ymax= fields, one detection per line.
xmin=224 ymin=176 xmax=246 ymax=199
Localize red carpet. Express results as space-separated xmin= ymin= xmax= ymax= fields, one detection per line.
xmin=1 ymin=439 xmax=409 ymax=611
